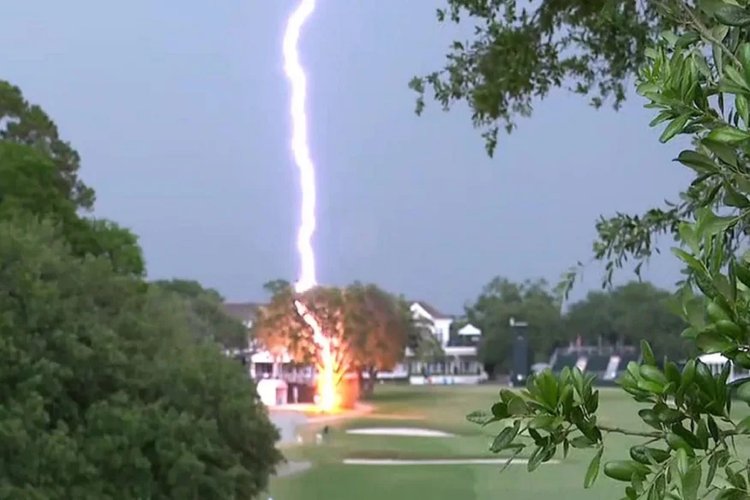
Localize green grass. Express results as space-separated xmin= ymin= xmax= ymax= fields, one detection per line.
xmin=268 ymin=384 xmax=749 ymax=500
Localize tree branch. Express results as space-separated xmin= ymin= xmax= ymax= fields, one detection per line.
xmin=681 ymin=3 xmax=742 ymax=68
xmin=598 ymin=425 xmax=662 ymax=438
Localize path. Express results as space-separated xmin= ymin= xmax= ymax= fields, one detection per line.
xmin=270 ymin=410 xmax=308 ymax=446
xmin=269 ymin=404 xmax=375 ymax=479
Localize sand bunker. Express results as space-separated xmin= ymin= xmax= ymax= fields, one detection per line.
xmin=343 ymin=458 xmax=559 ymax=466
xmin=346 ymin=427 xmax=455 ymax=438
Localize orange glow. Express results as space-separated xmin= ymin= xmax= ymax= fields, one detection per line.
xmin=294 ymin=300 xmax=341 ymax=413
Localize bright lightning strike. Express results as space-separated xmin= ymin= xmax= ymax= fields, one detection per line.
xmin=283 ymin=0 xmax=317 ymax=294
xmin=283 ymin=0 xmax=339 ymax=413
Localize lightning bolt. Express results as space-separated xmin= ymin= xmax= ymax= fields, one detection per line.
xmin=283 ymin=0 xmax=317 ymax=294
xmin=283 ymin=0 xmax=339 ymax=413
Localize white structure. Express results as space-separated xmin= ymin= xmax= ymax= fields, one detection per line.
xmin=256 ymin=378 xmax=288 ymax=407
xmin=382 ymin=301 xmax=487 ymax=385
xmin=698 ymin=353 xmax=750 ymax=383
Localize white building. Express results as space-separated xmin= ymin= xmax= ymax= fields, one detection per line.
xmin=380 ymin=301 xmax=487 ymax=385
xmin=698 ymin=352 xmax=750 ymax=383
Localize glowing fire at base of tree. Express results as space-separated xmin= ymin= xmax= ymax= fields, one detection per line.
xmin=293 ymin=299 xmax=341 ymax=413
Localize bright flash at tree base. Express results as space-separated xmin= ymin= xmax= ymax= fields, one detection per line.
xmin=293 ymin=300 xmax=341 ymax=413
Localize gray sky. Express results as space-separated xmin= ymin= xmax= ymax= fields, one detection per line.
xmin=1 ymin=1 xmax=691 ymax=313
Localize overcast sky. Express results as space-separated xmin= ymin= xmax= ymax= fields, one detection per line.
xmin=1 ymin=1 xmax=691 ymax=313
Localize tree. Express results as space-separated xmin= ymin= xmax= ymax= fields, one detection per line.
xmin=565 ymin=282 xmax=691 ymax=361
xmin=344 ymin=283 xmax=412 ymax=396
xmin=406 ymin=309 xmax=446 ymax=369
xmin=466 ymin=277 xmax=564 ymax=374
xmin=410 ymin=1 xmax=669 ymax=156
xmin=253 ymin=281 xmax=412 ymax=396
xmin=0 ymin=80 xmax=93 ymax=209
xmin=153 ymin=279 xmax=249 ymax=349
xmin=254 ymin=283 xmax=354 ymax=383
xmin=472 ymin=4 xmax=750 ymax=498
xmin=0 ymin=216 xmax=281 ymax=498
xmin=410 ymin=2 xmax=689 ymax=286
xmin=0 ymin=141 xmax=144 ymax=275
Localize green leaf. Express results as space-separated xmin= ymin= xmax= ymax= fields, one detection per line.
xmin=715 ymin=5 xmax=750 ymax=26
xmin=696 ymin=419 xmax=709 ymax=450
xmin=707 ymin=452 xmax=720 ymax=487
xmin=640 ymin=365 xmax=667 ymax=386
xmin=527 ymin=445 xmax=544 ymax=472
xmin=491 ymin=401 xmax=509 ymax=419
xmin=735 ymin=261 xmax=750 ymax=288
xmin=660 ymin=114 xmax=691 ymax=143
xmin=641 ymin=340 xmax=656 ymax=366
xmin=498 ymin=444 xmax=526 ymax=473
xmin=671 ymin=248 xmax=707 ymax=275
xmin=490 ymin=420 xmax=520 ymax=452
xmin=467 ymin=410 xmax=492 ymax=425
xmin=715 ymin=489 xmax=749 ymax=500
xmin=707 ymin=415 xmax=720 ymax=442
xmin=702 ymin=138 xmax=739 ymax=166
xmin=683 ymin=296 xmax=706 ymax=328
xmin=726 ymin=466 xmax=748 ymax=490
xmin=695 ymin=326 xmax=735 ymax=353
xmin=724 ymin=182 xmax=750 ymax=208
xmin=696 ymin=208 xmax=736 ymax=239
xmin=735 ymin=415 xmax=750 ymax=433
xmin=529 ymin=415 xmax=558 ymax=430
xmin=675 ymin=150 xmax=719 ymax=173
xmin=639 ymin=409 xmax=663 ymax=430
xmin=586 ymin=390 xmax=599 ymax=414
xmin=706 ymin=126 xmax=750 ymax=144
xmin=499 ymin=389 xmax=515 ymax=404
xmin=724 ymin=65 xmax=750 ymax=92
xmin=677 ymin=32 xmax=701 ymax=49
xmin=665 ymin=362 xmax=682 ymax=387
xmin=584 ymin=447 xmax=603 ymax=489
xmin=681 ymin=463 xmax=701 ymax=500
xmin=737 ymin=381 xmax=750 ymax=403
xmin=536 ymin=371 xmax=560 ymax=409
xmin=507 ymin=396 xmax=528 ymax=416
xmin=570 ymin=436 xmax=596 ymax=449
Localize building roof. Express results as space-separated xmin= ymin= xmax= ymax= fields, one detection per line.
xmin=223 ymin=302 xmax=263 ymax=323
xmin=458 ymin=323 xmax=481 ymax=336
xmin=411 ymin=300 xmax=453 ymax=320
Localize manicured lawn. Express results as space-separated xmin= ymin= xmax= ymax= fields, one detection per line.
xmin=268 ymin=384 xmax=750 ymax=500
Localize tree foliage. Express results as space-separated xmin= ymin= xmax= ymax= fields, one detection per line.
xmin=411 ymin=1 xmax=687 ymax=286
xmin=467 ymin=277 xmax=563 ymax=373
xmin=344 ymin=283 xmax=414 ymax=393
xmin=410 ymin=0 xmax=668 ymax=156
xmin=0 ymin=217 xmax=281 ymax=498
xmin=0 ymin=80 xmax=93 ymax=209
xmin=0 ymin=81 xmax=280 ymax=497
xmin=253 ymin=281 xmax=414 ymax=393
xmin=565 ymin=282 xmax=691 ymax=361
xmin=0 ymin=140 xmax=144 ymax=276
xmin=472 ymin=2 xmax=750 ymax=498
xmin=153 ymin=279 xmax=249 ymax=349
xmin=468 ymin=278 xmax=687 ymax=375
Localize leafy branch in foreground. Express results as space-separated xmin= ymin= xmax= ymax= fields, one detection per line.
xmin=474 ymin=1 xmax=750 ymax=498
xmin=410 ymin=0 xmax=668 ymax=156
xmin=471 ymin=348 xmax=750 ymax=499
